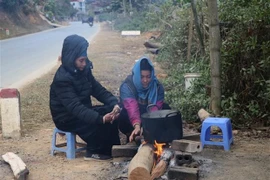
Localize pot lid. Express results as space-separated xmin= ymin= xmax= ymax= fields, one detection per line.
xmin=141 ymin=110 xmax=179 ymax=118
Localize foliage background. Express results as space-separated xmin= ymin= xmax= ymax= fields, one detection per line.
xmin=102 ymin=0 xmax=270 ymax=127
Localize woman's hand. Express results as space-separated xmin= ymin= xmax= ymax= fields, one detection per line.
xmin=110 ymin=104 xmax=121 ymax=122
xmin=129 ymin=124 xmax=141 ymax=142
xmin=103 ymin=105 xmax=121 ymax=124
xmin=112 ymin=104 xmax=121 ymax=114
xmin=103 ymin=113 xmax=113 ymax=124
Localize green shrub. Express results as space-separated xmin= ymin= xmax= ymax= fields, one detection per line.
xmin=99 ymin=12 xmax=117 ymax=22
xmin=22 ymin=4 xmax=33 ymax=15
xmin=219 ymin=0 xmax=270 ymax=126
xmin=159 ymin=56 xmax=210 ymax=122
xmin=1 ymin=0 xmax=18 ymax=11
xmin=113 ymin=11 xmax=153 ymax=32
xmin=152 ymin=0 xmax=270 ymax=127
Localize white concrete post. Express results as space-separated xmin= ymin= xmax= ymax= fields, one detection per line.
xmin=5 ymin=29 xmax=10 ymax=36
xmin=184 ymin=73 xmax=201 ymax=90
xmin=0 ymin=88 xmax=21 ymax=139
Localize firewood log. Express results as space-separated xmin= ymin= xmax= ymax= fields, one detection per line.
xmin=146 ymin=48 xmax=159 ymax=54
xmin=2 ymin=152 xmax=29 ymax=180
xmin=128 ymin=144 xmax=154 ymax=180
xmin=143 ymin=41 xmax=162 ymax=49
xmin=197 ymin=108 xmax=211 ymax=121
xmin=150 ymin=148 xmax=174 ymax=180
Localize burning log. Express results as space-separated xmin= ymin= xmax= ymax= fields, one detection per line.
xmin=128 ymin=144 xmax=154 ymax=180
xmin=150 ymin=148 xmax=174 ymax=180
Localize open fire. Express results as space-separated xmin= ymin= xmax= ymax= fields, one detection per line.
xmin=127 ymin=139 xmax=200 ymax=180
xmin=153 ymin=140 xmax=166 ymax=160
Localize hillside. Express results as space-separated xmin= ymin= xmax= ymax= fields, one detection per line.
xmin=0 ymin=6 xmax=52 ymax=40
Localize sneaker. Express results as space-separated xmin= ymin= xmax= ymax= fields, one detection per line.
xmin=84 ymin=153 xmax=112 ymax=161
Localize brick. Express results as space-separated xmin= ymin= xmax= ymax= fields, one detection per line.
xmin=112 ymin=145 xmax=138 ymax=157
xmin=172 ymin=140 xmax=202 ymax=153
xmin=174 ymin=151 xmax=192 ymax=166
xmin=168 ymin=166 xmax=198 ymax=180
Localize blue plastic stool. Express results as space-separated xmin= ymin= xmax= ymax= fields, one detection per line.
xmin=200 ymin=117 xmax=233 ymax=151
xmin=51 ymin=127 xmax=86 ymax=159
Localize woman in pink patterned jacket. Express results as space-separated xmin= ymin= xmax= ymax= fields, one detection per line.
xmin=118 ymin=57 xmax=170 ymax=143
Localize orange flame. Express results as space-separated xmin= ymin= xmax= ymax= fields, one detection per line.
xmin=153 ymin=140 xmax=165 ymax=159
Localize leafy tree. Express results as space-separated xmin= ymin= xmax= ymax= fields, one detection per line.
xmin=110 ymin=0 xmax=122 ymax=12
xmin=44 ymin=0 xmax=56 ymax=13
xmin=33 ymin=0 xmax=47 ymax=6
xmin=44 ymin=0 xmax=77 ymax=21
xmin=1 ymin=0 xmax=18 ymax=10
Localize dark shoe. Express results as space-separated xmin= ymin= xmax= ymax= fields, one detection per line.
xmin=84 ymin=153 xmax=112 ymax=161
xmin=100 ymin=147 xmax=112 ymax=156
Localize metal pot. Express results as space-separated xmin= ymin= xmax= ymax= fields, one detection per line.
xmin=141 ymin=108 xmax=183 ymax=143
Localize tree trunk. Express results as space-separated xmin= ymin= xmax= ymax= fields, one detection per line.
xmin=129 ymin=0 xmax=133 ymax=12
xmin=123 ymin=0 xmax=126 ymax=17
xmin=128 ymin=144 xmax=154 ymax=180
xmin=191 ymin=0 xmax=205 ymax=56
xmin=208 ymin=0 xmax=221 ymax=115
xmin=187 ymin=8 xmax=194 ymax=61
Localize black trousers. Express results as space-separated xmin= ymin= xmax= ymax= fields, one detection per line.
xmin=118 ymin=103 xmax=171 ymax=136
xmin=56 ymin=105 xmax=120 ymax=155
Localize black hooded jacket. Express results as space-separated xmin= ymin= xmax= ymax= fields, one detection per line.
xmin=49 ymin=35 xmax=118 ymax=126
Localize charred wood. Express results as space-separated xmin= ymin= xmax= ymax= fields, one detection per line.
xmin=150 ymin=148 xmax=174 ymax=180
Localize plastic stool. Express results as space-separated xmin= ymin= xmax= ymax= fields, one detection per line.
xmin=200 ymin=117 xmax=233 ymax=151
xmin=51 ymin=127 xmax=86 ymax=159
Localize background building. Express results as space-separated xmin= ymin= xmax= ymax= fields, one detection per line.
xmin=70 ymin=0 xmax=86 ymax=13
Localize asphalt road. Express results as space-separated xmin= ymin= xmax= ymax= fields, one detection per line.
xmin=0 ymin=21 xmax=100 ymax=88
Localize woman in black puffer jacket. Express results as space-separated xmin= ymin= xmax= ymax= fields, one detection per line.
xmin=50 ymin=34 xmax=120 ymax=161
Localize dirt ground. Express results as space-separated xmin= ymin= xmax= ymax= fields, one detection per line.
xmin=0 ymin=23 xmax=270 ymax=180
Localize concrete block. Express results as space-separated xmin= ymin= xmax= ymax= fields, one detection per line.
xmin=174 ymin=151 xmax=192 ymax=166
xmin=0 ymin=88 xmax=21 ymax=139
xmin=121 ymin=31 xmax=141 ymax=36
xmin=172 ymin=140 xmax=202 ymax=153
xmin=168 ymin=166 xmax=199 ymax=180
xmin=183 ymin=133 xmax=201 ymax=141
xmin=112 ymin=145 xmax=138 ymax=157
